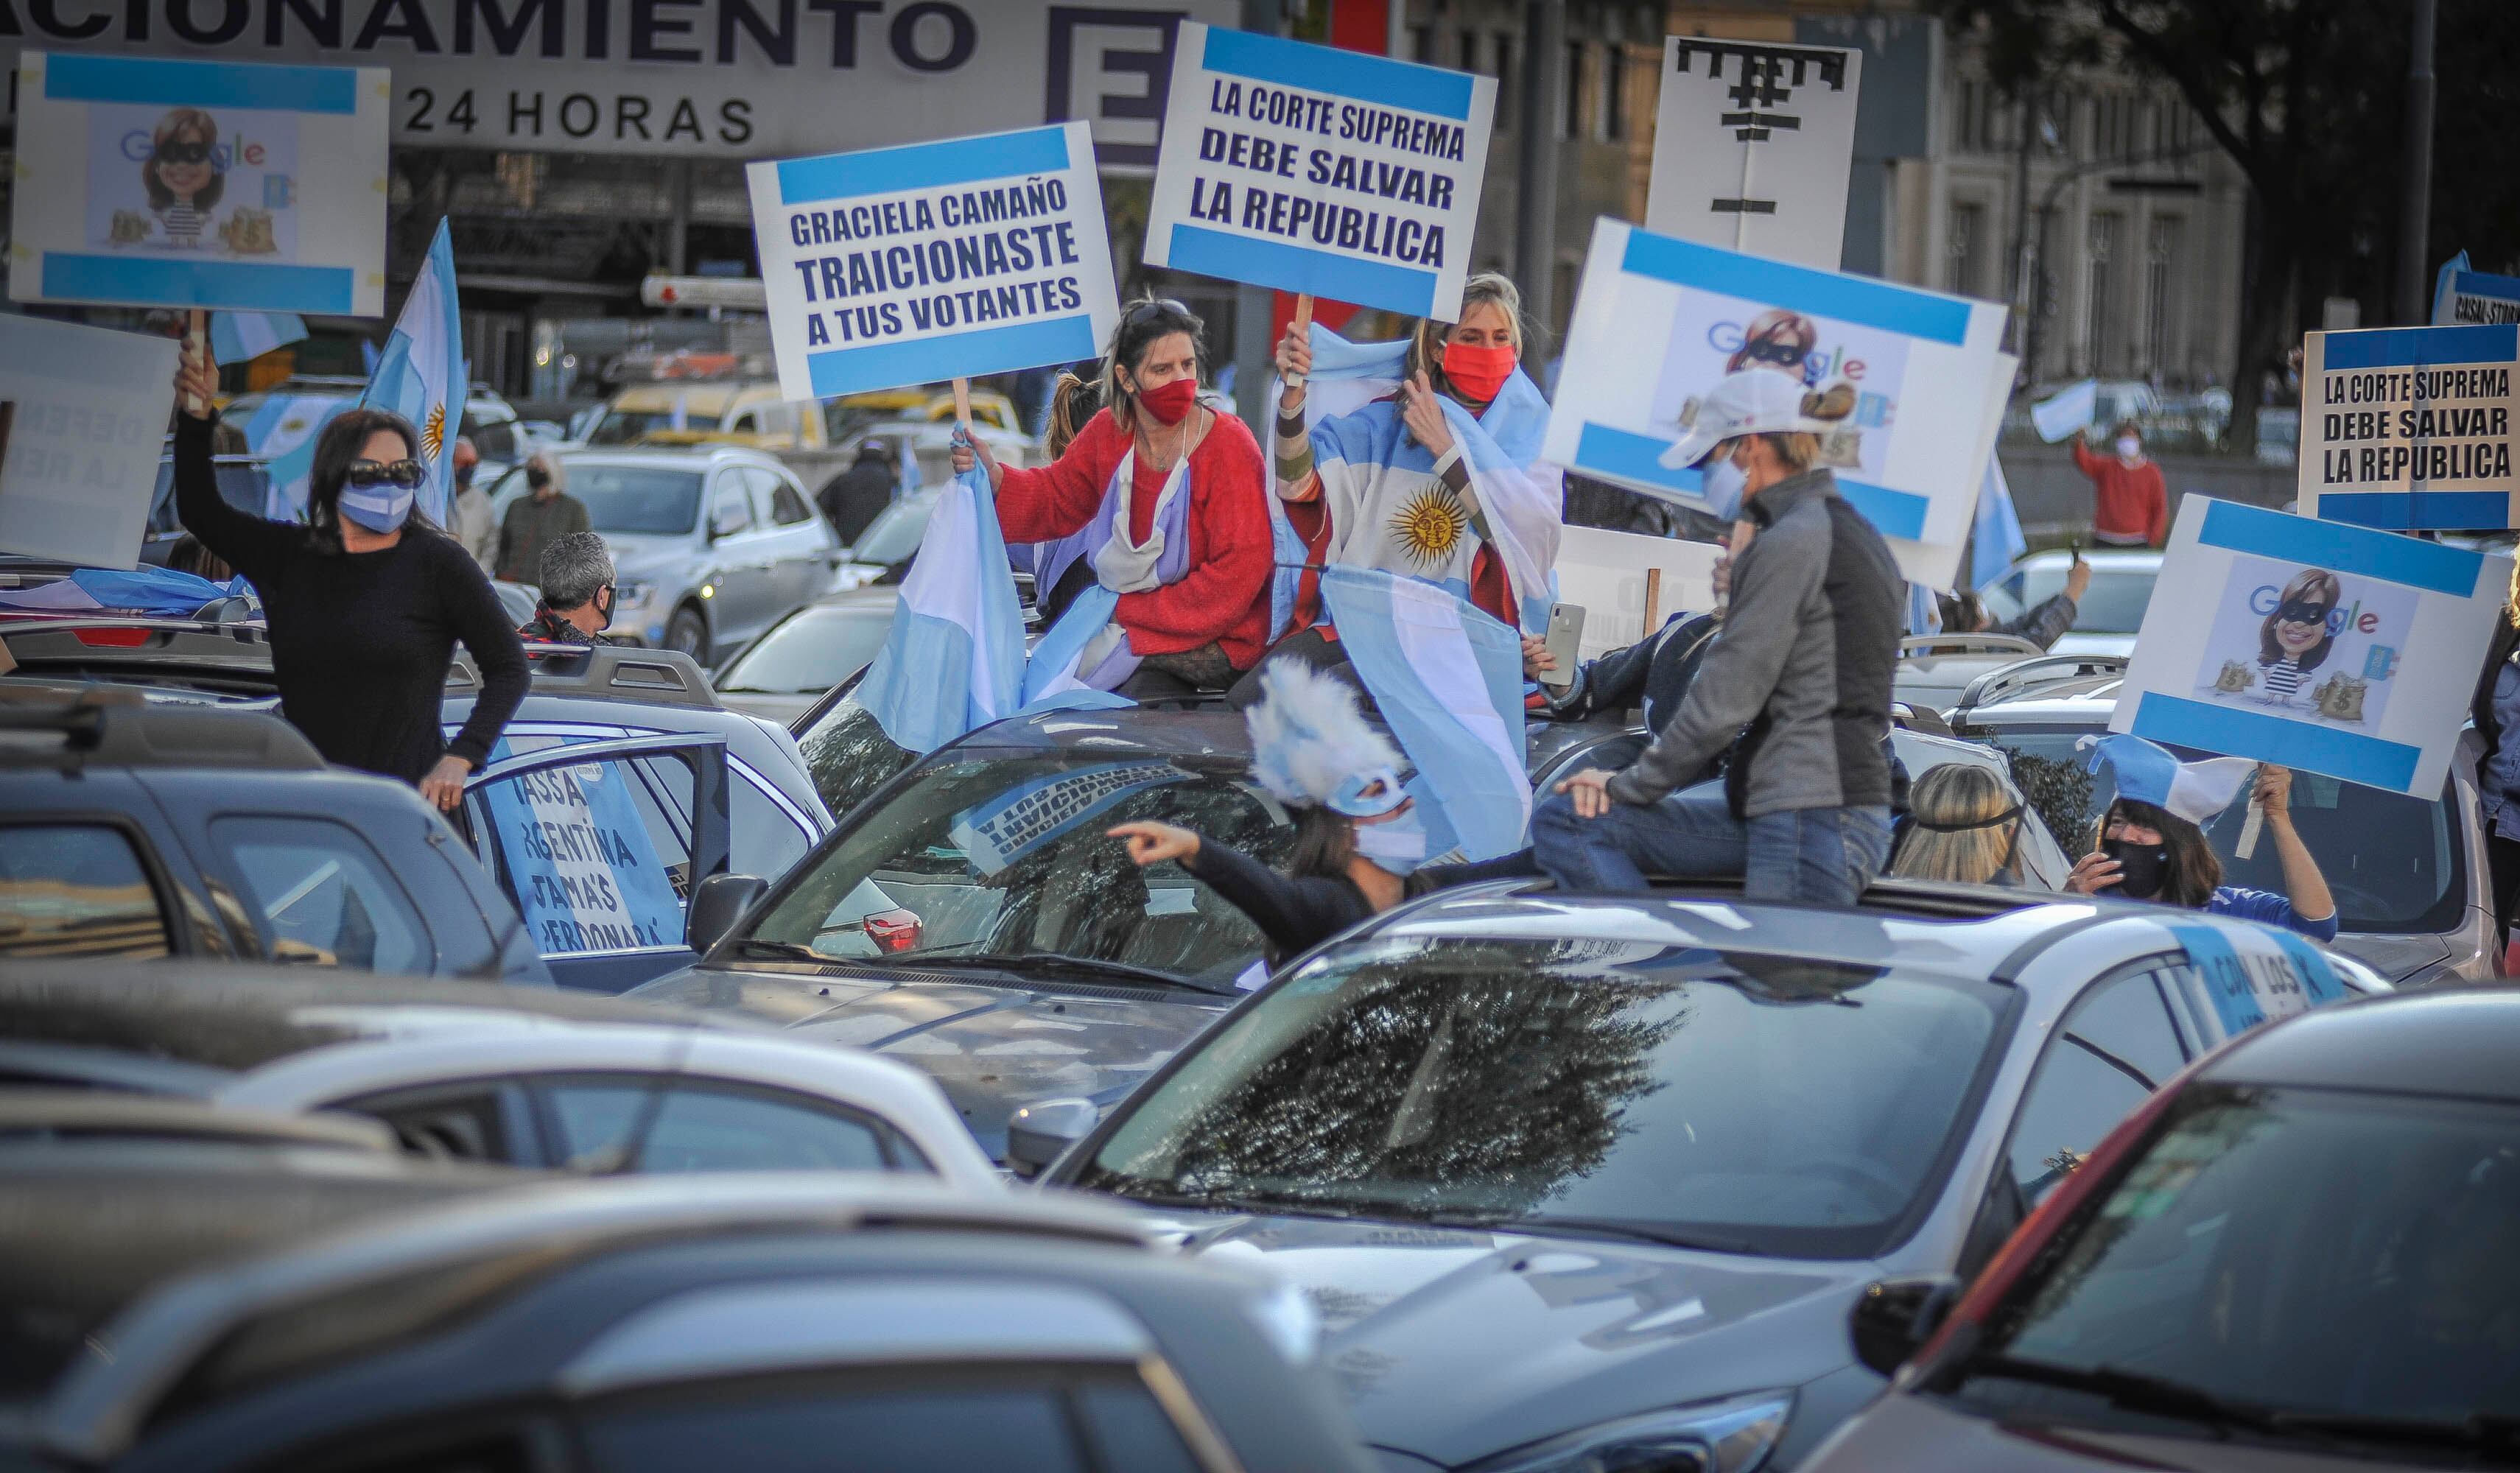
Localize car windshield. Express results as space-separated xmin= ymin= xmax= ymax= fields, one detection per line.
xmin=1974 ymin=724 xmax=2460 ymax=934
xmin=1982 ymin=566 xmax=2157 ymax=633
xmin=720 ymin=606 xmax=894 ymax=695
xmin=742 ymin=751 xmax=1292 ymax=988
xmin=561 ymin=466 xmax=704 ymax=535
xmin=585 ymin=409 xmax=697 ymax=446
xmin=1955 ymin=1083 xmax=2520 ymax=1443
xmin=850 ymin=490 xmax=938 ymax=565
xmin=1074 ymin=935 xmax=2010 ymax=1257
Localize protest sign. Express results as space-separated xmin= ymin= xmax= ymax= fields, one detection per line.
xmin=1552 ymin=525 xmax=1719 ymax=663
xmin=1142 ymin=23 xmax=1495 ymax=319
xmin=2111 ymin=496 xmax=2509 ymax=797
xmin=949 ymin=761 xmax=1185 ymax=875
xmin=2433 ymin=251 xmax=2520 ymax=328
xmin=477 ymin=745 xmax=687 ymax=957
xmin=2297 ymin=324 xmax=2519 ymax=531
xmin=13 ymin=52 xmax=388 ymax=315
xmin=1644 ymin=38 xmax=1861 ymax=271
xmin=1542 ymin=217 xmax=2012 ymax=591
xmin=747 ymin=121 xmax=1121 ymax=403
xmin=0 ymin=316 xmax=178 ymax=569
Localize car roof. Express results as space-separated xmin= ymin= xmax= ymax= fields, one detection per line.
xmin=544 ymin=444 xmax=786 ymax=471
xmin=0 ymin=682 xmax=321 ymax=771
xmin=2000 ymin=547 xmax=2162 ymax=572
xmin=1953 ymin=674 xmax=2125 ymax=724
xmin=0 ymin=961 xmax=765 ymax=1076
xmin=0 ymin=1091 xmax=399 ymax=1152
xmin=2203 ymin=988 xmax=2520 ymax=1103
xmin=448 ymin=641 xmax=729 ymax=715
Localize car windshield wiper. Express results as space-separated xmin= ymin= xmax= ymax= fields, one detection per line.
xmin=890 ymin=950 xmax=1228 ymax=995
xmin=1959 ymin=1355 xmax=2292 ymax=1437
xmin=1113 ymin=1184 xmax=1375 ymax=1221
xmin=732 ymin=938 xmax=845 ymax=966
xmin=1441 ymin=1213 xmax=1766 ymax=1256
xmin=2261 ymin=1409 xmax=2520 ymax=1461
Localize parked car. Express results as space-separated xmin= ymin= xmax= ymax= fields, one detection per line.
xmin=0 ymin=1090 xmax=399 ymax=1153
xmin=138 ymin=448 xmax=271 ymax=566
xmin=713 ymin=588 xmax=901 ymax=725
xmin=0 ymin=684 xmax=550 ymax=981
xmin=1951 ymin=669 xmax=2499 ymax=986
xmin=11 ymin=1174 xmax=1375 ymax=1473
xmin=1976 ymin=549 xmax=2161 ymax=658
xmin=585 ymin=376 xmax=857 ymax=497
xmin=1035 ymin=883 xmax=2386 ymax=1472
xmin=834 ymin=481 xmax=942 ymax=589
xmin=485 ymin=446 xmax=842 ymax=664
xmin=225 ymin=378 xmax=535 ymax=485
xmin=1811 ymin=987 xmax=2520 ymax=1472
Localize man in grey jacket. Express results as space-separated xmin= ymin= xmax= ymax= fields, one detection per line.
xmin=1533 ymin=370 xmax=1903 ymax=904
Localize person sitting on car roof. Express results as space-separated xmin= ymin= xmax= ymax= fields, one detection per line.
xmin=2065 ymin=734 xmax=2338 ymax=941
xmin=1888 ymin=764 xmax=2026 ymax=887
xmin=952 ymin=298 xmax=1271 ymax=696
xmin=517 ymin=532 xmax=630 ymax=647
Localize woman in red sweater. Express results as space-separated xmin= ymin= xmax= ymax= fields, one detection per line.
xmin=2072 ymin=420 xmax=2169 ymax=546
xmin=953 ymin=298 xmax=1271 ymax=692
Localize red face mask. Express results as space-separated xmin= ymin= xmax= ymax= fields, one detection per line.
xmin=1134 ymin=376 xmax=1198 ymax=426
xmin=1442 ymin=340 xmax=1517 ymax=403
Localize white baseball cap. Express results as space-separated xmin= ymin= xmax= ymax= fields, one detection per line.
xmin=1660 ymin=369 xmax=1819 ymax=471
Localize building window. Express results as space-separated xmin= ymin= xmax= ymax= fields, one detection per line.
xmin=1564 ymin=41 xmax=1587 ymax=140
xmin=1458 ymin=27 xmax=1479 ymax=71
xmin=1956 ymin=80 xmax=1979 ymax=152
xmin=2145 ymin=216 xmax=2183 ymax=376
xmin=1408 ymin=24 xmax=1432 ymax=63
xmin=2086 ymin=213 xmax=2121 ymax=374
xmin=1604 ymin=44 xmax=1628 ymax=140
xmin=1947 ymin=203 xmax=1984 ymax=297
xmin=1495 ymin=34 xmax=1516 ymax=133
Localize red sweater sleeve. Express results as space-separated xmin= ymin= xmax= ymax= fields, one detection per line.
xmin=2071 ymin=436 xmax=2104 ymax=481
xmin=1115 ymin=412 xmax=1271 ymax=657
xmin=994 ymin=410 xmax=1123 ymax=543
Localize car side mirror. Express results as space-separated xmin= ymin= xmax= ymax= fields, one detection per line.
xmin=684 ymin=873 xmax=766 ymax=955
xmin=1005 ymin=1096 xmax=1098 ymax=1179
xmin=1849 ymin=1275 xmax=1962 ymax=1377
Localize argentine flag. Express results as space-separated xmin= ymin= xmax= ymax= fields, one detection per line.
xmin=1972 ymin=458 xmax=2029 ymax=590
xmin=242 ymin=392 xmax=352 ymax=521
xmin=854 ymin=466 xmax=1031 ymax=755
xmin=359 ymin=219 xmax=466 ymax=524
xmin=1317 ymin=566 xmax=1531 ymax=861
xmin=208 ymin=312 xmax=308 ymax=365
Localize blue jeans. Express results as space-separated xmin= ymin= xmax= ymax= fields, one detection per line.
xmin=1531 ymin=783 xmax=1893 ymax=906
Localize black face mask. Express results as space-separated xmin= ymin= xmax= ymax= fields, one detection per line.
xmin=526 ymin=468 xmax=552 ymax=491
xmin=2103 ymin=837 xmax=2171 ymax=900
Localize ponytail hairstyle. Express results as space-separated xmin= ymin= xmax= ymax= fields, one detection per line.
xmin=1403 ymin=271 xmax=1531 ymax=398
xmin=1045 ymin=371 xmax=1105 ymax=459
xmin=1097 ymin=297 xmax=1207 ymax=435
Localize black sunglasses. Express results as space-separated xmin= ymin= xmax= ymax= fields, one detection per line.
xmin=152 ymin=141 xmax=213 ymax=166
xmin=2272 ymin=599 xmax=2334 ymax=626
xmin=1123 ymin=298 xmax=1191 ymax=326
xmin=345 ymin=459 xmax=426 ymax=490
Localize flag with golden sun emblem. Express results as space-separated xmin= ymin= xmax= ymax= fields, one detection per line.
xmin=359 ymin=217 xmax=465 ymax=524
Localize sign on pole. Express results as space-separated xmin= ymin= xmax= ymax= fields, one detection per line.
xmin=2297 ymin=323 xmax=2519 ymax=531
xmin=1143 ymin=23 xmax=1495 ymax=319
xmin=12 ymin=52 xmax=389 ymax=315
xmin=746 ymin=121 xmax=1122 ymax=403
xmin=2433 ymin=251 xmax=2520 ymax=327
xmin=1542 ymin=217 xmax=2012 ymax=591
xmin=1644 ymin=38 xmax=1861 ymax=271
xmin=1552 ymin=525 xmax=1718 ymax=662
xmin=2112 ymin=496 xmax=2510 ymax=797
xmin=0 ymin=317 xmax=179 ymax=570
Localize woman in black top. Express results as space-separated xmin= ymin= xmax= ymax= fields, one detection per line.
xmin=172 ymin=340 xmax=527 ymax=809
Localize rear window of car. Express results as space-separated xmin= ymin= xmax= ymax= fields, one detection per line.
xmin=720 ymin=608 xmax=894 ymax=696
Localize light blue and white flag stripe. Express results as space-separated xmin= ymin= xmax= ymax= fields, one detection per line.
xmin=242 ymin=391 xmax=351 ymax=520
xmin=856 ymin=465 xmax=1030 ymax=755
xmin=1972 ymin=457 xmax=2028 ymax=590
xmin=1317 ymin=566 xmax=1530 ymax=860
xmin=209 ymin=311 xmax=308 ymax=365
xmin=359 ymin=218 xmax=466 ymax=524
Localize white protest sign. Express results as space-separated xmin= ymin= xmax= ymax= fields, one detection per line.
xmin=1645 ymin=38 xmax=1861 ymax=270
xmin=1542 ymin=217 xmax=2012 ymax=591
xmin=2111 ymin=496 xmax=2509 ymax=797
xmin=1143 ymin=22 xmax=1495 ymax=319
xmin=1552 ymin=526 xmax=1719 ymax=663
xmin=2298 ymin=324 xmax=2519 ymax=532
xmin=2433 ymin=253 xmax=2520 ymax=328
xmin=747 ymin=121 xmax=1121 ymax=404
xmin=0 ymin=317 xmax=178 ymax=569
xmin=13 ymin=52 xmax=388 ymax=316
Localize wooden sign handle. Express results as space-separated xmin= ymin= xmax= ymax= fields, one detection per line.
xmin=1643 ymin=566 xmax=1662 ymax=630
xmin=950 ymin=376 xmax=972 ymax=432
xmin=186 ymin=309 xmax=207 ymax=416
xmin=1285 ymin=294 xmax=1313 ymax=390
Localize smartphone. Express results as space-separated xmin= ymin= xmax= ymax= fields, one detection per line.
xmin=1541 ymin=602 xmax=1584 ymax=689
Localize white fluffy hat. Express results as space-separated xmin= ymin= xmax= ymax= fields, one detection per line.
xmin=1243 ymin=658 xmax=1408 ymax=817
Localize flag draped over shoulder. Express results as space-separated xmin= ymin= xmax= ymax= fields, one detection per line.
xmin=1281 ymin=326 xmax=1562 ymax=635
xmin=1972 ymin=458 xmax=2029 ymax=590
xmin=359 ymin=219 xmax=466 ymax=525
xmin=1317 ymin=566 xmax=1531 ymax=861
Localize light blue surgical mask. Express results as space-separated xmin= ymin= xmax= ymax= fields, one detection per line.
xmin=1699 ymin=452 xmax=1747 ymax=522
xmin=1352 ymin=808 xmax=1429 ymax=876
xmin=338 ymin=484 xmax=414 ymax=533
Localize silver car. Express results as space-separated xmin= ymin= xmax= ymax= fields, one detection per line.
xmin=486 ymin=446 xmax=842 ymax=664
xmin=1976 ymin=548 xmax=2163 ymax=658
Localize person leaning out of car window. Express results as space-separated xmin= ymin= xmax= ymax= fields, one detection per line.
xmin=1888 ymin=764 xmax=2027 ymax=887
xmin=172 ymin=334 xmax=527 ymax=812
xmin=1937 ymin=546 xmax=2093 ymax=651
xmin=2470 ymin=560 xmax=2520 ymax=951
xmin=2066 ymin=734 xmax=2338 ymax=941
xmin=518 ymin=532 xmax=632 ymax=647
xmin=494 ymin=452 xmax=589 ymax=586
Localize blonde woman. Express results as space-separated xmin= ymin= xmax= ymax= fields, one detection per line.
xmin=1890 ymin=765 xmax=2026 ymax=887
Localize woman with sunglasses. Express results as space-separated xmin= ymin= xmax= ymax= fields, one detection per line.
xmin=172 ymin=340 xmax=527 ymax=812
xmin=951 ymin=298 xmax=1271 ymax=694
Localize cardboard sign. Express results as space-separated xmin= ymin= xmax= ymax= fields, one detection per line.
xmin=1542 ymin=217 xmax=2012 ymax=591
xmin=1551 ymin=525 xmax=1719 ymax=663
xmin=13 ymin=52 xmax=388 ymax=315
xmin=2432 ymin=252 xmax=2520 ymax=328
xmin=0 ymin=316 xmax=178 ymax=569
xmin=2111 ymin=496 xmax=2509 ymax=797
xmin=747 ymin=121 xmax=1121 ymax=403
xmin=1143 ymin=23 xmax=1495 ymax=319
xmin=2165 ymin=920 xmax=2347 ymax=1041
xmin=480 ymin=753 xmax=687 ymax=957
xmin=947 ymin=761 xmax=1183 ymax=875
xmin=1644 ymin=38 xmax=1861 ymax=270
xmin=2298 ymin=324 xmax=2519 ymax=531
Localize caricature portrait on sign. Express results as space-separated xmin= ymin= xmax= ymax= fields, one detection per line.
xmin=89 ymin=103 xmax=301 ymax=262
xmin=2194 ymin=553 xmax=2413 ymax=729
xmin=1647 ymin=295 xmax=1907 ymax=481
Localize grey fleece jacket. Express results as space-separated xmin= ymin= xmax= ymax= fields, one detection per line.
xmin=1605 ymin=468 xmax=1902 ymax=817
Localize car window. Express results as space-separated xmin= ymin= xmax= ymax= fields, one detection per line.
xmin=796 ymin=698 xmax=920 ymax=820
xmin=562 ymin=465 xmax=705 ymax=535
xmin=211 ymin=816 xmax=432 ymax=971
xmin=2013 ymin=565 xmax=2157 ymax=633
xmin=540 ymin=1076 xmax=901 ymax=1173
xmin=2005 ymin=966 xmax=2186 ymax=1206
xmin=849 ymin=489 xmax=940 ymax=565
xmin=759 ymin=470 xmax=815 ymax=526
xmin=710 ymin=475 xmax=755 ymax=536
xmin=472 ymin=752 xmax=692 ymax=957
xmin=0 ymin=823 xmax=172 ymax=960
xmin=344 ymin=1080 xmax=532 ymax=1162
xmin=720 ymin=609 xmax=895 ymax=696
xmin=465 ymin=416 xmax=518 ymax=463
xmin=581 ymin=1377 xmax=1124 ymax=1473
xmin=731 ymin=773 xmax=815 ymax=881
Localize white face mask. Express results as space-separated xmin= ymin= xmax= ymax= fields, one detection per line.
xmin=2114 ymin=436 xmax=2142 ymax=460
